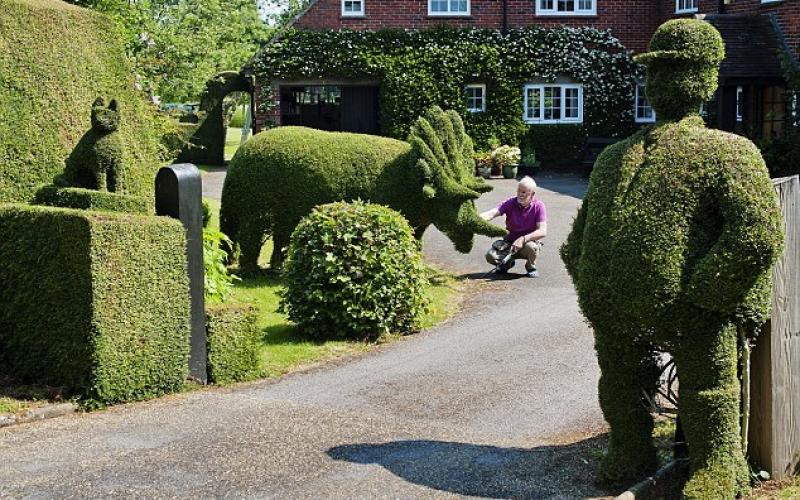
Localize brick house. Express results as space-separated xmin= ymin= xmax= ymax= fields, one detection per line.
xmin=247 ymin=0 xmax=798 ymax=144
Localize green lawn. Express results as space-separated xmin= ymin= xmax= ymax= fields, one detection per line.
xmin=1 ymin=198 xmax=465 ymax=414
xmin=205 ymin=196 xmax=464 ymax=378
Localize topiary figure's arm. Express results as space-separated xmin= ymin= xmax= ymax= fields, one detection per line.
xmin=686 ymin=142 xmax=784 ymax=315
xmin=561 ymin=198 xmax=588 ymax=282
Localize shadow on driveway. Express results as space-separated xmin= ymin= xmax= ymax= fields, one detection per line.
xmin=328 ymin=436 xmax=622 ymax=499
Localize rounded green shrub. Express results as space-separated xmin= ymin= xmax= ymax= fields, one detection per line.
xmin=205 ymin=304 xmax=260 ymax=384
xmin=280 ymin=201 xmax=429 ymax=340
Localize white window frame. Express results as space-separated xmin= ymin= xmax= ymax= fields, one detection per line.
xmin=675 ymin=0 xmax=698 ymax=14
xmin=736 ymin=86 xmax=744 ymax=122
xmin=464 ymin=84 xmax=486 ymax=113
xmin=428 ymin=0 xmax=470 ymax=16
xmin=523 ymin=83 xmax=584 ymax=124
xmin=536 ymin=0 xmax=596 ymax=16
xmin=634 ymin=82 xmax=656 ymax=123
xmin=341 ymin=0 xmax=365 ymax=16
xmin=761 ymin=0 xmax=781 ymax=3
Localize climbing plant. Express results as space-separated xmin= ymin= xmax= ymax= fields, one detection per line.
xmin=249 ymin=27 xmax=640 ymax=150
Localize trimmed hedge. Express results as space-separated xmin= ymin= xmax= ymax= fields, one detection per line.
xmin=519 ymin=124 xmax=587 ymax=166
xmin=220 ymin=107 xmax=504 ymax=272
xmin=205 ymin=304 xmax=260 ymax=384
xmin=0 ymin=204 xmax=190 ymax=406
xmin=33 ymin=185 xmax=150 ymax=214
xmin=280 ymin=201 xmax=429 ymax=340
xmin=0 ymin=0 xmax=161 ymax=204
xmin=563 ymin=20 xmax=784 ymax=498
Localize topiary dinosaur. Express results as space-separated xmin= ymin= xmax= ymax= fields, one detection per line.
xmin=220 ymin=106 xmax=505 ymax=273
xmin=561 ymin=19 xmax=784 ymax=499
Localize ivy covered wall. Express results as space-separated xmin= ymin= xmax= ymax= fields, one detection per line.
xmin=249 ymin=27 xmax=642 ymax=151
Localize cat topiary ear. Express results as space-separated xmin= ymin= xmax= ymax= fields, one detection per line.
xmin=92 ymin=97 xmax=105 ymax=107
xmin=108 ymin=99 xmax=118 ymax=112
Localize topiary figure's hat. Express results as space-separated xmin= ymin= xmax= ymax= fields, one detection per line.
xmin=634 ymin=19 xmax=724 ymax=67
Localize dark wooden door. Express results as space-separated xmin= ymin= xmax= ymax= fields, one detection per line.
xmin=341 ymin=86 xmax=379 ymax=135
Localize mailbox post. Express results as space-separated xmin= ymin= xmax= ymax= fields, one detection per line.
xmin=155 ymin=164 xmax=207 ymax=383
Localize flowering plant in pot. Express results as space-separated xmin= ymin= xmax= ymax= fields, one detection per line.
xmin=493 ymin=145 xmax=521 ymax=179
xmin=474 ymin=151 xmax=492 ymax=178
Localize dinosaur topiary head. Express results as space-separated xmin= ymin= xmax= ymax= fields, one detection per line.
xmin=634 ymin=19 xmax=724 ymax=121
xmin=90 ymin=97 xmax=120 ymax=133
xmin=408 ymin=106 xmax=506 ymax=252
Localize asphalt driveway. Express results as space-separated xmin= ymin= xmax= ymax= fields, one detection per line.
xmin=0 ymin=173 xmax=612 ymax=499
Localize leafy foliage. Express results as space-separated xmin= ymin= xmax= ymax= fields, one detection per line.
xmin=203 ymin=227 xmax=239 ymax=303
xmin=520 ymin=124 xmax=587 ymax=166
xmin=280 ymin=201 xmax=429 ymax=340
xmin=0 ymin=204 xmax=190 ymax=407
xmin=33 ymin=185 xmax=150 ymax=214
xmin=67 ymin=0 xmax=271 ymax=102
xmin=250 ymin=27 xmax=639 ymax=150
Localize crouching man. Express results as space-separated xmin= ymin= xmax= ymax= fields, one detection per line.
xmin=480 ymin=176 xmax=547 ymax=278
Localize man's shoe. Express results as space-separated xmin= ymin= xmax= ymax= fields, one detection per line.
xmin=525 ymin=267 xmax=539 ymax=278
xmin=496 ymin=260 xmax=515 ymax=274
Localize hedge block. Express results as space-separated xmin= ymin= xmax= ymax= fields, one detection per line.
xmin=205 ymin=304 xmax=260 ymax=384
xmin=0 ymin=204 xmax=190 ymax=406
xmin=33 ymin=185 xmax=150 ymax=214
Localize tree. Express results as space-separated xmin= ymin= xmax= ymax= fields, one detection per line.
xmin=67 ymin=0 xmax=272 ymax=103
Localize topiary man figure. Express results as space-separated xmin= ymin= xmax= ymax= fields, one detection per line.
xmin=64 ymin=97 xmax=125 ymax=192
xmin=561 ymin=19 xmax=784 ymax=498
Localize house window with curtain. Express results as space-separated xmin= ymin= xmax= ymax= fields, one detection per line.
xmin=429 ymin=0 xmax=469 ymax=16
xmin=523 ymin=83 xmax=583 ymax=124
xmin=635 ymin=82 xmax=656 ymax=123
xmin=341 ymin=0 xmax=364 ymax=16
xmin=536 ymin=0 xmax=595 ymax=16
xmin=465 ymin=84 xmax=486 ymax=112
xmin=675 ymin=0 xmax=697 ymax=14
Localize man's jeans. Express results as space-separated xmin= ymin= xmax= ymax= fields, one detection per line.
xmin=485 ymin=240 xmax=542 ymax=270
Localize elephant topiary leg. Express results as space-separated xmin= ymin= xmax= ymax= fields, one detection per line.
xmin=595 ymin=332 xmax=659 ymax=483
xmin=674 ymin=315 xmax=749 ymax=500
xmin=238 ymin=220 xmax=267 ymax=275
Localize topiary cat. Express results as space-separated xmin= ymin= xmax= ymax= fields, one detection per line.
xmin=63 ymin=97 xmax=125 ymax=192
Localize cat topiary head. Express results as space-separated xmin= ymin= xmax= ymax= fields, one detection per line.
xmin=90 ymin=97 xmax=120 ymax=132
xmin=634 ymin=19 xmax=724 ymax=121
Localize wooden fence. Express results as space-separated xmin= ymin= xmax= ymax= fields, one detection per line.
xmin=749 ymin=175 xmax=800 ymax=479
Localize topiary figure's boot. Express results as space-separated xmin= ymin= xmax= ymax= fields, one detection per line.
xmin=595 ymin=334 xmax=659 ymax=483
xmin=675 ymin=317 xmax=750 ymax=500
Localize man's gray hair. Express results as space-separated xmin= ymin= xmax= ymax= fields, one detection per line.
xmin=518 ymin=176 xmax=537 ymax=191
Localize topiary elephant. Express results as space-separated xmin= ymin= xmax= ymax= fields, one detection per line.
xmin=561 ymin=20 xmax=784 ymax=499
xmin=220 ymin=106 xmax=506 ymax=272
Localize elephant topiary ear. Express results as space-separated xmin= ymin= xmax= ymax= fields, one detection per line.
xmin=108 ymin=99 xmax=118 ymax=112
xmin=92 ymin=97 xmax=105 ymax=107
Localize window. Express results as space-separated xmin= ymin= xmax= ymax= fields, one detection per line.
xmin=523 ymin=83 xmax=583 ymax=124
xmin=736 ymin=86 xmax=743 ymax=122
xmin=465 ymin=84 xmax=486 ymax=112
xmin=428 ymin=0 xmax=469 ymax=16
xmin=536 ymin=0 xmax=596 ymax=16
xmin=675 ymin=0 xmax=697 ymax=13
xmin=635 ymin=82 xmax=655 ymax=123
xmin=341 ymin=0 xmax=364 ymax=16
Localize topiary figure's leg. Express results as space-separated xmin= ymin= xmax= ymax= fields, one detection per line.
xmin=595 ymin=331 xmax=659 ymax=483
xmin=674 ymin=314 xmax=749 ymax=500
xmin=95 ymin=167 xmax=107 ymax=191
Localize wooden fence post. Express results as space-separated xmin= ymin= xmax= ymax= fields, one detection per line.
xmin=749 ymin=175 xmax=800 ymax=479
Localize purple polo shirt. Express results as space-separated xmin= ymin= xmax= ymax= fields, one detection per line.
xmin=497 ymin=197 xmax=547 ymax=242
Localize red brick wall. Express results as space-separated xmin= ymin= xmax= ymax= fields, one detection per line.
xmin=295 ymin=0 xmax=662 ymax=52
xmin=253 ymin=80 xmax=281 ymax=133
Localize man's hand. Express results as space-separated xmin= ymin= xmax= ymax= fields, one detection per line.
xmin=480 ymin=208 xmax=499 ymax=221
xmin=511 ymin=236 xmax=526 ymax=253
